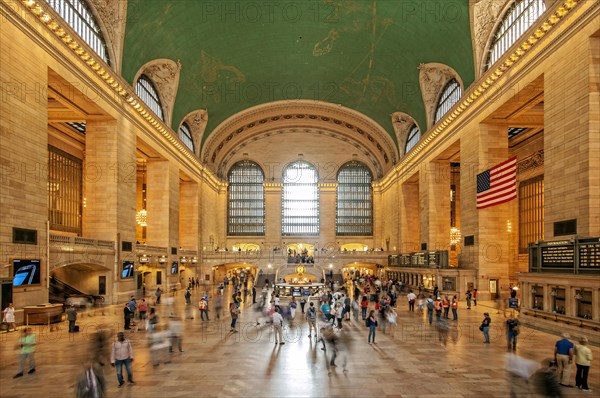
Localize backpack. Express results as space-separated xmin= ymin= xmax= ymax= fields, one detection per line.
xmin=365 ymin=318 xmax=370 ymax=327
xmin=426 ymin=300 xmax=434 ymax=310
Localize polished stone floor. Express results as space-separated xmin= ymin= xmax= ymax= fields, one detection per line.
xmin=1 ymin=287 xmax=598 ymax=398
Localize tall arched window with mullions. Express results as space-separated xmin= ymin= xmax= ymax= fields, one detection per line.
xmin=282 ymin=161 xmax=319 ymax=236
xmin=46 ymin=0 xmax=110 ymax=65
xmin=227 ymin=161 xmax=265 ymax=236
xmin=405 ymin=124 xmax=420 ymax=154
xmin=336 ymin=161 xmax=373 ymax=236
xmin=434 ymin=79 xmax=462 ymax=124
xmin=135 ymin=74 xmax=164 ymax=121
xmin=178 ymin=122 xmax=194 ymax=152
xmin=486 ymin=0 xmax=546 ymax=71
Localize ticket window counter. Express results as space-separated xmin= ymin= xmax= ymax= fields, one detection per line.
xmin=531 ymin=285 xmax=544 ymax=310
xmin=576 ymin=290 xmax=593 ymax=320
xmin=551 ymin=287 xmax=566 ymax=315
xmin=442 ymin=277 xmax=456 ymax=292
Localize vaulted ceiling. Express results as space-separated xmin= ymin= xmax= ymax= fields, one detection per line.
xmin=122 ymin=0 xmax=475 ymax=153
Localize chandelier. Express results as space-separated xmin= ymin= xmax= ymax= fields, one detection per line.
xmin=136 ymin=209 xmax=147 ymax=227
xmin=450 ymin=227 xmax=461 ymax=245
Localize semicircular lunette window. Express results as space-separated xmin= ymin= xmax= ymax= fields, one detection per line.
xmin=405 ymin=124 xmax=420 ymax=154
xmin=135 ymin=74 xmax=164 ymax=121
xmin=434 ymin=79 xmax=462 ymax=124
xmin=486 ymin=0 xmax=546 ymax=70
xmin=282 ymin=161 xmax=319 ymax=236
xmin=227 ymin=160 xmax=265 ymax=236
xmin=179 ymin=122 xmax=194 ymax=152
xmin=46 ymin=0 xmax=110 ymax=65
xmin=336 ymin=161 xmax=373 ymax=236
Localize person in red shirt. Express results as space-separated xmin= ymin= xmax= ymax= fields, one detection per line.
xmin=360 ymin=296 xmax=369 ymax=320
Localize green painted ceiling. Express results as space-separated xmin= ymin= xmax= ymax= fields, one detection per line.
xmin=122 ymin=0 xmax=474 ymax=149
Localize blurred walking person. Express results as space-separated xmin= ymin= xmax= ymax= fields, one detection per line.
xmin=75 ymin=359 xmax=105 ymax=398
xmin=13 ymin=328 xmax=36 ymax=378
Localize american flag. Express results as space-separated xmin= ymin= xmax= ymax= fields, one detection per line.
xmin=476 ymin=157 xmax=517 ymax=209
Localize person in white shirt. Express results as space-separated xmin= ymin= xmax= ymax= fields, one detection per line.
xmin=272 ymin=308 xmax=284 ymax=345
xmin=3 ymin=303 xmax=17 ymax=332
xmin=110 ymin=332 xmax=134 ymax=387
xmin=407 ymin=291 xmax=417 ymax=312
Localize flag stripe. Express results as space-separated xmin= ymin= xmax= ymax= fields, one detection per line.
xmin=477 ymin=156 xmax=517 ymax=209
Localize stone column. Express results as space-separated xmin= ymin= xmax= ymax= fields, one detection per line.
xmin=460 ymin=122 xmax=511 ymax=300
xmin=146 ymin=159 xmax=170 ymax=247
xmin=264 ymin=183 xmax=282 ymax=258
xmin=419 ymin=161 xmax=451 ymax=252
xmin=319 ymin=183 xmax=337 ymax=248
xmin=179 ymin=181 xmax=199 ymax=250
xmin=400 ymin=181 xmax=419 ymax=252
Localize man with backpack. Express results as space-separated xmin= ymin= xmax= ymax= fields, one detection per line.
xmin=426 ymin=295 xmax=435 ymax=325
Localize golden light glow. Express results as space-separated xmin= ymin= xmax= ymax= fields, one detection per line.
xmin=450 ymin=227 xmax=461 ymax=245
xmin=136 ymin=209 xmax=148 ymax=227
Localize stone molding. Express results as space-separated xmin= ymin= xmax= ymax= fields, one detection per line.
xmin=418 ymin=63 xmax=463 ymax=130
xmin=517 ymin=149 xmax=544 ymax=174
xmin=134 ymin=58 xmax=182 ymax=126
xmin=202 ymin=100 xmax=398 ymax=178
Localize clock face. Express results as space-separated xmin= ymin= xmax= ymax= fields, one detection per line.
xmin=296 ymin=266 xmax=305 ymax=275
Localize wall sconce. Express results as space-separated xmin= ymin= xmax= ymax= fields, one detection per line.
xmin=139 ymin=254 xmax=150 ymax=263
xmin=190 ymin=257 xmax=198 ymax=264
xmin=158 ymin=256 xmax=167 ymax=264
xmin=180 ymin=257 xmax=188 ymax=264
xmin=531 ymin=287 xmax=537 ymax=294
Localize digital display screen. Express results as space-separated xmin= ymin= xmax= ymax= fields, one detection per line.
xmin=171 ymin=261 xmax=178 ymax=275
xmin=122 ymin=261 xmax=134 ymax=278
xmin=13 ymin=259 xmax=41 ymax=286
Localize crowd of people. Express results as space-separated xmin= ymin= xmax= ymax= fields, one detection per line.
xmin=2 ymin=273 xmax=595 ymax=396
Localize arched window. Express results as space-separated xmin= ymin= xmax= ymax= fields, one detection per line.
xmin=336 ymin=162 xmax=372 ymax=236
xmin=46 ymin=0 xmax=110 ymax=64
xmin=179 ymin=122 xmax=194 ymax=152
xmin=282 ymin=161 xmax=319 ymax=236
xmin=405 ymin=124 xmax=420 ymax=154
xmin=227 ymin=161 xmax=265 ymax=236
xmin=136 ymin=74 xmax=164 ymax=121
xmin=434 ymin=79 xmax=462 ymax=124
xmin=486 ymin=0 xmax=546 ymax=70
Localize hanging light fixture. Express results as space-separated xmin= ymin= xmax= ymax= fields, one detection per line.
xmin=136 ymin=209 xmax=147 ymax=227
xmin=450 ymin=227 xmax=461 ymax=245
xmin=136 ymin=161 xmax=148 ymax=227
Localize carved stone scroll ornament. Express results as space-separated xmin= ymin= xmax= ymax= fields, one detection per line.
xmin=183 ymin=109 xmax=208 ymax=157
xmin=142 ymin=59 xmax=182 ymax=126
xmin=517 ymin=150 xmax=544 ymax=174
xmin=391 ymin=112 xmax=418 ymax=157
xmin=87 ymin=0 xmax=128 ymax=72
xmin=471 ymin=0 xmax=506 ymax=76
xmin=418 ymin=63 xmax=460 ymax=129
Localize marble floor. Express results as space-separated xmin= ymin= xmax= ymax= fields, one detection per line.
xmin=1 ymin=287 xmax=598 ymax=398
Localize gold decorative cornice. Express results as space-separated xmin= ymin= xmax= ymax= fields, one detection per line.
xmin=14 ymin=0 xmax=222 ymax=185
xmin=381 ymin=0 xmax=582 ymax=187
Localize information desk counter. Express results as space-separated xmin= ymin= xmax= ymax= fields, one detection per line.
xmin=23 ymin=303 xmax=64 ymax=325
xmin=273 ymin=283 xmax=325 ymax=297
